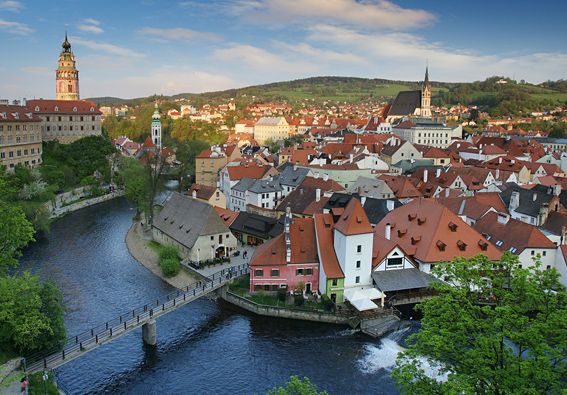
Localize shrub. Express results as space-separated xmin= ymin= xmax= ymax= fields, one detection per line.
xmin=160 ymin=257 xmax=180 ymax=277
xmin=277 ymin=288 xmax=287 ymax=303
xmin=159 ymin=245 xmax=178 ymax=261
xmin=294 ymin=293 xmax=305 ymax=307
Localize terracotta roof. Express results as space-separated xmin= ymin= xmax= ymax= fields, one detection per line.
xmin=188 ymin=183 xmax=218 ymax=200
xmin=334 ymin=198 xmax=372 ymax=236
xmin=250 ymin=218 xmax=317 ymax=266
xmin=379 ymin=175 xmax=423 ymax=198
xmin=314 ymin=214 xmax=344 ymax=278
xmin=438 ymin=193 xmax=506 ymax=221
xmin=541 ymin=211 xmax=567 ymax=236
xmin=26 ymin=99 xmax=101 ymax=115
xmin=0 ymin=105 xmax=42 ymax=122
xmin=374 ymin=198 xmax=502 ymax=264
xmin=214 ymin=206 xmax=238 ymax=226
xmin=473 ymin=211 xmax=556 ymax=253
xmin=226 ymin=164 xmax=270 ymax=181
xmin=300 ymin=176 xmax=345 ymax=192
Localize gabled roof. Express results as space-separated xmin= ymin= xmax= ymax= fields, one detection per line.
xmin=500 ymin=183 xmax=556 ymax=217
xmin=230 ymin=212 xmax=282 ymax=239
xmin=334 ymin=198 xmax=372 ymax=236
xmin=153 ymin=193 xmax=229 ymax=249
xmin=0 ymin=105 xmax=42 ymax=122
xmin=473 ymin=212 xmax=556 ymax=254
xmin=278 ymin=165 xmax=310 ymax=187
xmin=374 ymin=198 xmax=502 ymax=264
xmin=438 ymin=193 xmax=507 ymax=221
xmin=188 ymin=183 xmax=218 ymax=200
xmin=26 ymin=99 xmax=101 ymax=115
xmin=362 ymin=197 xmax=402 ymax=225
xmin=214 ymin=206 xmax=238 ymax=226
xmin=314 ymin=214 xmax=344 ymax=278
xmin=387 ymin=90 xmax=421 ymax=116
xmin=226 ymin=164 xmax=270 ymax=181
xmin=300 ymin=176 xmax=345 ymax=192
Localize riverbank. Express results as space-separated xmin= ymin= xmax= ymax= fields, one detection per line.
xmin=125 ymin=220 xmax=197 ymax=289
xmin=49 ymin=190 xmax=125 ymax=219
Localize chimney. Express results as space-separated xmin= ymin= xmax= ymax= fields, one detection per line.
xmin=532 ymin=192 xmax=537 ymax=202
xmin=497 ymin=212 xmax=510 ymax=225
xmin=361 ymin=196 xmax=366 ymax=206
xmin=553 ymin=184 xmax=562 ymax=196
xmin=293 ymin=164 xmax=297 ymax=171
xmin=285 ymin=207 xmax=292 ymax=263
xmin=423 ymin=169 xmax=428 ymax=183
xmin=445 ymin=188 xmax=450 ymax=198
xmin=386 ymin=199 xmax=394 ymax=211
xmin=509 ymin=191 xmax=520 ymax=211
xmin=436 ymin=168 xmax=441 ymax=178
xmin=385 ymin=223 xmax=391 ymax=240
xmin=316 ymin=188 xmax=321 ymax=202
xmin=495 ymin=169 xmax=500 ymax=180
xmin=498 ymin=157 xmax=502 ymax=164
xmin=192 ymin=190 xmax=197 ymax=199
xmin=323 ymin=174 xmax=329 ymax=181
xmin=349 ymin=153 xmax=353 ymax=163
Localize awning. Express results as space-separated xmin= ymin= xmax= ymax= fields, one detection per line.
xmin=344 ymin=287 xmax=385 ymax=312
xmin=372 ymin=268 xmax=437 ymax=292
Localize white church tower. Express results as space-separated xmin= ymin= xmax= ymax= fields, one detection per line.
xmin=151 ymin=103 xmax=162 ymax=149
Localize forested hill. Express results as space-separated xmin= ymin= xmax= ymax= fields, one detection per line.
xmin=89 ymin=76 xmax=567 ymax=116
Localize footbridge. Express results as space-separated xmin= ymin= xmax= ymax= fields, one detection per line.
xmin=23 ymin=264 xmax=249 ymax=374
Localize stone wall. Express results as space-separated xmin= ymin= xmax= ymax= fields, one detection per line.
xmin=50 ymin=190 xmax=125 ymax=219
xmin=220 ymin=289 xmax=352 ymax=325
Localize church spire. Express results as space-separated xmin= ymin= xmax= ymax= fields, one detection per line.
xmin=424 ymin=65 xmax=429 ymax=88
xmin=62 ymin=31 xmax=71 ymax=53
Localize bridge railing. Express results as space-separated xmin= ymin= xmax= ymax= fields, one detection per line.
xmin=23 ymin=263 xmax=249 ymax=371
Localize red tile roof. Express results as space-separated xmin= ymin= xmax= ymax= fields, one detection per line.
xmin=226 ymin=164 xmax=270 ymax=181
xmin=374 ymin=198 xmax=502 ymax=264
xmin=188 ymin=183 xmax=218 ymax=200
xmin=0 ymin=105 xmax=42 ymax=122
xmin=214 ymin=206 xmax=238 ymax=226
xmin=334 ymin=198 xmax=372 ymax=236
xmin=314 ymin=214 xmax=344 ymax=278
xmin=26 ymin=99 xmax=101 ymax=115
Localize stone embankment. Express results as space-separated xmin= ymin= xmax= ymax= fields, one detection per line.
xmin=49 ymin=190 xmax=125 ymax=219
xmin=125 ymin=220 xmax=196 ymax=290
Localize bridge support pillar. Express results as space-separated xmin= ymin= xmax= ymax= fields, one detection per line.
xmin=142 ymin=319 xmax=157 ymax=346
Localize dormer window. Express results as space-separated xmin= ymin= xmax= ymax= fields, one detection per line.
xmin=90 ymin=107 xmax=94 ymax=112
xmin=448 ymin=222 xmax=458 ymax=232
xmin=478 ymin=240 xmax=488 ymax=251
xmin=35 ymin=106 xmax=40 ymax=111
xmin=417 ymin=216 xmax=427 ymax=225
xmin=457 ymin=240 xmax=467 ymax=251
xmin=54 ymin=106 xmax=59 ymax=112
xmin=436 ymin=240 xmax=446 ymax=251
xmin=73 ymin=107 xmax=78 ymax=112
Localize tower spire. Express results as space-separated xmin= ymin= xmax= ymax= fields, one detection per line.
xmin=424 ymin=64 xmax=429 ymax=87
xmin=62 ymin=31 xmax=71 ymax=53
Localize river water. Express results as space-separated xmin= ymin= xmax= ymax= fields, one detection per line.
xmin=19 ymin=198 xmax=417 ymax=394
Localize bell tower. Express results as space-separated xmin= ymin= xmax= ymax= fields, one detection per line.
xmin=151 ymin=103 xmax=162 ymax=149
xmin=420 ymin=66 xmax=431 ymax=117
xmin=56 ymin=32 xmax=80 ymax=101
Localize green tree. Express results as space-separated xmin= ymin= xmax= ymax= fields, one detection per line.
xmin=175 ymin=140 xmax=209 ymax=190
xmin=118 ymin=157 xmax=149 ymax=217
xmin=267 ymin=376 xmax=328 ymax=395
xmin=393 ymin=253 xmax=567 ymax=395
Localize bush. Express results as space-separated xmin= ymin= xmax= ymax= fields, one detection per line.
xmin=158 ymin=245 xmax=178 ymax=261
xmin=294 ymin=293 xmax=305 ymax=307
xmin=160 ymin=257 xmax=180 ymax=277
xmin=277 ymin=288 xmax=287 ymax=303
xmin=321 ymin=294 xmax=335 ymax=312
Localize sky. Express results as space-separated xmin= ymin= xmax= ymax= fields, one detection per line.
xmin=1 ymin=0 xmax=566 ymax=99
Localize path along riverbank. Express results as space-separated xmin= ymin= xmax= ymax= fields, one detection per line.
xmin=125 ymin=220 xmax=196 ymax=289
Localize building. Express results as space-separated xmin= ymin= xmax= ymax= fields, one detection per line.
xmin=229 ymin=211 xmax=283 ymax=245
xmin=188 ymin=183 xmax=226 ymax=208
xmin=26 ymin=99 xmax=102 ymax=144
xmin=380 ymin=140 xmax=423 ymax=165
xmin=152 ymin=193 xmax=237 ymax=262
xmin=151 ymin=103 xmax=162 ymax=149
xmin=500 ymin=183 xmax=564 ymax=226
xmin=392 ymin=119 xmax=460 ymax=148
xmin=253 ymin=117 xmax=290 ymax=145
xmin=230 ymin=177 xmax=283 ymax=211
xmin=0 ymin=105 xmax=43 ymax=172
xmin=195 ymin=144 xmax=238 ymax=187
xmin=56 ymin=33 xmax=79 ymax=101
xmin=386 ymin=67 xmax=431 ymax=123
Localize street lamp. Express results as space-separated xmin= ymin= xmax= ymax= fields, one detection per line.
xmin=42 ymin=370 xmax=48 ymax=395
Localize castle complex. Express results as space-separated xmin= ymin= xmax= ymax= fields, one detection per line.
xmin=55 ymin=33 xmax=80 ymax=101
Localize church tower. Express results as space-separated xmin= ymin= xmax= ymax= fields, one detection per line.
xmin=151 ymin=103 xmax=162 ymax=149
xmin=56 ymin=33 xmax=80 ymax=100
xmin=420 ymin=66 xmax=431 ymax=117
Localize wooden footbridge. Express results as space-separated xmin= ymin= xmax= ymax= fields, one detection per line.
xmin=23 ymin=264 xmax=249 ymax=374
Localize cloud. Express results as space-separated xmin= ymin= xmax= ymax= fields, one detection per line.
xmin=70 ymin=36 xmax=146 ymax=58
xmin=0 ymin=0 xmax=23 ymax=12
xmin=306 ymin=24 xmax=567 ymax=83
xmin=229 ymin=0 xmax=435 ymax=30
xmin=139 ymin=27 xmax=221 ymax=41
xmin=272 ymin=41 xmax=367 ymax=64
xmin=22 ymin=66 xmax=51 ymax=76
xmin=0 ymin=18 xmax=33 ymax=35
xmin=78 ymin=18 xmax=103 ymax=34
xmin=212 ymin=44 xmax=318 ymax=75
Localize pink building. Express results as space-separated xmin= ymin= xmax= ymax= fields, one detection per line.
xmin=249 ymin=214 xmax=319 ymax=294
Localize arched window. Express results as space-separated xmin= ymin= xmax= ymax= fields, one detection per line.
xmin=54 ymin=106 xmax=59 ymax=112
xmin=73 ymin=107 xmax=77 ymax=112
xmin=35 ymin=106 xmax=39 ymax=111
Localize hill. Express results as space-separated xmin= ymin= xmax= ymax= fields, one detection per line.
xmin=88 ymin=76 xmax=567 ymax=115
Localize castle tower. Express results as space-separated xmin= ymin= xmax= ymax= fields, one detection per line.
xmin=56 ymin=33 xmax=80 ymax=101
xmin=420 ymin=66 xmax=431 ymax=117
xmin=151 ymin=103 xmax=162 ymax=149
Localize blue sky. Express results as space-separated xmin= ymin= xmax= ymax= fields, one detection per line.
xmin=1 ymin=0 xmax=566 ymax=99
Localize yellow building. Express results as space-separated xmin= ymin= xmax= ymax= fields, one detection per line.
xmin=253 ymin=117 xmax=290 ymax=145
xmin=195 ymin=144 xmax=239 ymax=187
xmin=0 ymin=105 xmax=43 ymax=172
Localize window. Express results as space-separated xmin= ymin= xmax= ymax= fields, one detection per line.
xmin=355 ymin=276 xmax=360 ymax=284
xmin=332 ymin=279 xmax=338 ymax=286
xmin=387 ymin=257 xmax=403 ymax=267
xmin=546 ymin=265 xmax=551 ymax=270
xmin=356 ymin=260 xmax=361 ymax=269
xmin=254 ymin=269 xmax=263 ymax=277
xmin=305 ymin=268 xmax=313 ymax=275
xmin=543 ymin=251 xmax=547 ymax=256
xmin=210 ymin=236 xmax=214 ymax=241
xmin=271 ymin=269 xmax=279 ymax=277
xmin=356 ymin=245 xmax=362 ymax=253
xmin=531 ymin=250 xmax=535 ymax=256
xmin=296 ymin=268 xmax=304 ymax=276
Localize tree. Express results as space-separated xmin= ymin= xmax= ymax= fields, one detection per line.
xmin=267 ymin=376 xmax=328 ymax=395
xmin=175 ymin=140 xmax=209 ymax=190
xmin=265 ymin=138 xmax=280 ymax=153
xmin=118 ymin=157 xmax=149 ymax=217
xmin=0 ymin=178 xmax=35 ymax=274
xmin=393 ymin=253 xmax=567 ymax=395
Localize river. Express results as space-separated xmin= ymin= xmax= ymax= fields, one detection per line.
xmin=19 ymin=197 xmax=418 ymax=394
